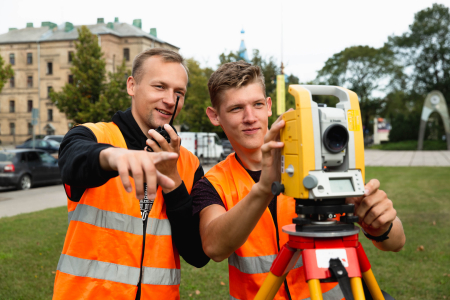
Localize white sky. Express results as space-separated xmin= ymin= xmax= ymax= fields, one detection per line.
xmin=1 ymin=0 xmax=447 ymax=82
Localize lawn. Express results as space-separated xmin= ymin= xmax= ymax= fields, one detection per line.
xmin=0 ymin=167 xmax=449 ymax=300
xmin=368 ymin=140 xmax=447 ymax=150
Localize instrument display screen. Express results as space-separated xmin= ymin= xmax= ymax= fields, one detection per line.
xmin=329 ymin=178 xmax=355 ymax=193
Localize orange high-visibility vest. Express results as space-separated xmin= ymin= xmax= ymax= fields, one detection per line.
xmin=205 ymin=153 xmax=343 ymax=300
xmin=53 ymin=122 xmax=199 ymax=300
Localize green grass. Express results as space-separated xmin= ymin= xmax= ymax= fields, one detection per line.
xmin=369 ymin=140 xmax=447 ymax=150
xmin=1 ymin=167 xmax=450 ymax=299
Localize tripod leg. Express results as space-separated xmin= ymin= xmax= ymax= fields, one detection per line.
xmin=255 ymin=272 xmax=288 ymax=300
xmin=255 ymin=244 xmax=299 ymax=300
xmin=356 ymin=243 xmax=385 ymax=300
xmin=307 ymin=279 xmax=323 ymax=300
xmin=350 ymin=277 xmax=365 ymax=300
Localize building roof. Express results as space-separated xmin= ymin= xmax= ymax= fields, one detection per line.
xmin=0 ymin=22 xmax=178 ymax=49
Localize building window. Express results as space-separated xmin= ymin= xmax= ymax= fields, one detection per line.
xmin=10 ymin=76 xmax=14 ymax=88
xmin=47 ymin=62 xmax=53 ymax=75
xmin=68 ymin=75 xmax=74 ymax=84
xmin=68 ymin=51 xmax=74 ymax=62
xmin=9 ymin=53 xmax=15 ymax=65
xmin=27 ymin=76 xmax=33 ymax=88
xmin=9 ymin=100 xmax=15 ymax=113
xmin=124 ymin=48 xmax=130 ymax=61
xmin=28 ymin=123 xmax=33 ymax=135
xmin=27 ymin=53 xmax=32 ymax=64
xmin=47 ymin=86 xmax=53 ymax=98
xmin=47 ymin=109 xmax=53 ymax=121
xmin=10 ymin=123 xmax=15 ymax=135
xmin=27 ymin=100 xmax=33 ymax=112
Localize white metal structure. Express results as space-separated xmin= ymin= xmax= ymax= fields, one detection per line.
xmin=178 ymin=132 xmax=224 ymax=164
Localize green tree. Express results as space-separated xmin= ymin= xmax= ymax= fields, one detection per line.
xmin=0 ymin=54 xmax=14 ymax=93
xmin=177 ymin=59 xmax=219 ymax=133
xmin=315 ymin=45 xmax=402 ymax=135
xmin=50 ymin=26 xmax=129 ymax=124
xmin=388 ymin=3 xmax=450 ymax=103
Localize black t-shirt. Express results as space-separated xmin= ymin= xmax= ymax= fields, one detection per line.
xmin=191 ymin=156 xmax=278 ymax=226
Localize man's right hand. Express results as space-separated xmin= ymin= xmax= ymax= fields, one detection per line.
xmin=99 ymin=148 xmax=178 ymax=200
xmin=256 ymin=114 xmax=286 ymax=195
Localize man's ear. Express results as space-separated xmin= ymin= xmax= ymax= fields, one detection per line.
xmin=266 ymin=97 xmax=273 ymax=117
xmin=127 ymin=76 xmax=135 ymax=96
xmin=206 ymin=107 xmax=221 ymax=126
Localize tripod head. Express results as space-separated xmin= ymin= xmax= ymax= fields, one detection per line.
xmin=272 ymin=85 xmax=365 ymax=234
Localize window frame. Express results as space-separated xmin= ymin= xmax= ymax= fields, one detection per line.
xmin=47 ymin=62 xmax=53 ymax=75
xmin=9 ymin=100 xmax=15 ymax=113
xmin=27 ymin=53 xmax=33 ymax=64
xmin=27 ymin=75 xmax=33 ymax=88
xmin=9 ymin=53 xmax=15 ymax=65
xmin=123 ymin=48 xmax=130 ymax=61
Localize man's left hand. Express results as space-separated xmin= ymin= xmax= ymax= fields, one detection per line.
xmin=345 ymin=179 xmax=396 ymax=237
xmin=146 ymin=124 xmax=182 ymax=192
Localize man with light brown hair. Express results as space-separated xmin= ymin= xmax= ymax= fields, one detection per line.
xmin=53 ymin=48 xmax=209 ymax=300
xmin=191 ymin=61 xmax=405 ymax=299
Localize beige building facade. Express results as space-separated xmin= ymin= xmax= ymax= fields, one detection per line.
xmin=0 ymin=18 xmax=178 ymax=145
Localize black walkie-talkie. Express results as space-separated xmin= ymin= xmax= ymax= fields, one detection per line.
xmin=147 ymin=96 xmax=180 ymax=152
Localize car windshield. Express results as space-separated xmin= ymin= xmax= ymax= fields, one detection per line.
xmin=0 ymin=151 xmax=15 ymax=162
xmin=47 ymin=140 xmax=60 ymax=147
xmin=48 ymin=137 xmax=64 ymax=143
xmin=38 ymin=151 xmax=56 ymax=163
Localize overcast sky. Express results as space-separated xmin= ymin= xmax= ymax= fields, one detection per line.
xmin=1 ymin=0 xmax=447 ymax=82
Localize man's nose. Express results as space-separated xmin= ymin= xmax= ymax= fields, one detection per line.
xmin=162 ymin=91 xmax=176 ymax=106
xmin=243 ymin=106 xmax=257 ymax=123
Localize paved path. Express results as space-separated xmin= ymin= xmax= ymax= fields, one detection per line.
xmin=0 ymin=184 xmax=66 ymax=218
xmin=365 ymin=150 xmax=450 ymax=167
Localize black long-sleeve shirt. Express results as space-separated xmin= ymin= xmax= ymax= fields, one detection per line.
xmin=59 ymin=108 xmax=210 ymax=268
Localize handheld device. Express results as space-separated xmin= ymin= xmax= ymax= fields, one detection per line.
xmin=147 ymin=96 xmax=180 ymax=152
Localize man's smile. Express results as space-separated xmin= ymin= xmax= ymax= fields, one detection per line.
xmin=156 ymin=108 xmax=173 ymax=116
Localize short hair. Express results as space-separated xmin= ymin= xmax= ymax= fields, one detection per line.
xmin=208 ymin=61 xmax=266 ymax=110
xmin=132 ymin=48 xmax=188 ymax=83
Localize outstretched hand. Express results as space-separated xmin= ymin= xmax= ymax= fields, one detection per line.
xmin=258 ymin=114 xmax=286 ymax=195
xmin=345 ymin=179 xmax=396 ymax=237
xmin=99 ymin=147 xmax=179 ymax=200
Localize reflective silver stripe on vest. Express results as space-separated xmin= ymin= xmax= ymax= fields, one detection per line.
xmin=228 ymin=252 xmax=303 ymax=275
xmin=230 ymin=296 xmax=240 ymax=300
xmin=57 ymin=254 xmax=140 ymax=286
xmin=70 ymin=204 xmax=143 ymax=235
xmin=68 ymin=210 xmax=74 ymax=224
xmin=142 ymin=266 xmax=181 ymax=285
xmin=146 ymin=216 xmax=172 ymax=236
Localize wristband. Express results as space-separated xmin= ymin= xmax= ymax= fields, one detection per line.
xmin=362 ymin=223 xmax=393 ymax=242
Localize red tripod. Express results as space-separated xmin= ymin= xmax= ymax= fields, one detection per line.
xmin=254 ymin=224 xmax=385 ymax=300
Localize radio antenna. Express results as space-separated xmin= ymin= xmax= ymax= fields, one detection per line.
xmin=169 ymin=96 xmax=180 ymax=126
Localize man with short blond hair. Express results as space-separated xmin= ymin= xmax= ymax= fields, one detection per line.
xmin=192 ymin=61 xmax=406 ymax=300
xmin=53 ymin=48 xmax=209 ymax=300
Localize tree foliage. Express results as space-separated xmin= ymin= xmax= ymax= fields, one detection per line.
xmin=316 ymin=45 xmax=402 ymax=135
xmin=0 ymin=54 xmax=13 ymax=93
xmin=388 ymin=3 xmax=450 ymax=104
xmin=50 ymin=26 xmax=130 ymax=124
xmin=177 ymin=59 xmax=217 ymax=133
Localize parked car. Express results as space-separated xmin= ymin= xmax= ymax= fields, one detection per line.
xmin=0 ymin=149 xmax=61 ymax=190
xmin=16 ymin=139 xmax=60 ymax=154
xmin=25 ymin=135 xmax=46 ymax=142
xmin=221 ymin=139 xmax=234 ymax=158
xmin=44 ymin=135 xmax=65 ymax=143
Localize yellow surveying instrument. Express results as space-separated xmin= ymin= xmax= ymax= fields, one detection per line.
xmin=255 ymin=85 xmax=391 ymax=300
